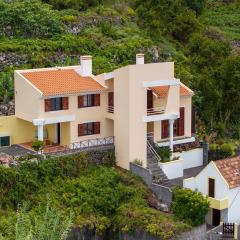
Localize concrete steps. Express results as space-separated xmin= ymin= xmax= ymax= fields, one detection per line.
xmin=147 ymin=143 xmax=171 ymax=187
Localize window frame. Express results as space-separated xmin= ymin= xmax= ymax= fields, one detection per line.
xmin=208 ymin=177 xmax=215 ymax=198
xmin=78 ymin=122 xmax=100 ymax=137
xmin=0 ymin=136 xmax=10 ymax=147
xmin=50 ymin=97 xmax=63 ymax=111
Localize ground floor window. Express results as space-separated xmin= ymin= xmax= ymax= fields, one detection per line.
xmin=0 ymin=136 xmax=10 ymax=147
xmin=78 ymin=122 xmax=100 ymax=136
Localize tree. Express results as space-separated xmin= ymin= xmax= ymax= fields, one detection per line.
xmin=184 ymin=0 xmax=206 ymax=15
xmin=135 ymin=0 xmax=201 ymax=41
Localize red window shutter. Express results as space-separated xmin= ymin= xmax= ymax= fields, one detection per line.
xmin=161 ymin=120 xmax=169 ymax=139
xmin=45 ymin=99 xmax=51 ymax=112
xmin=62 ymin=97 xmax=69 ymax=110
xmin=78 ymin=96 xmax=84 ymax=108
xmin=178 ymin=107 xmax=185 ymax=136
xmin=94 ymin=122 xmax=100 ymax=134
xmin=94 ymin=94 xmax=100 ymax=106
xmin=78 ymin=124 xmax=85 ymax=137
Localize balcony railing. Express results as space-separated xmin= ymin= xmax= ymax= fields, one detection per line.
xmin=147 ymin=107 xmax=165 ymax=116
xmin=70 ymin=136 xmax=114 ymax=150
xmin=106 ymin=105 xmax=114 ymax=113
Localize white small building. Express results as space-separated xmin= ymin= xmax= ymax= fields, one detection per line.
xmin=184 ymin=156 xmax=240 ymax=227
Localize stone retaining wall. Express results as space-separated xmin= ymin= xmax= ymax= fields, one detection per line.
xmin=130 ymin=162 xmax=172 ymax=206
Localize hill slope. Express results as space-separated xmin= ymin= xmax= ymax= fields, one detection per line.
xmin=0 ymin=0 xmax=239 ymax=137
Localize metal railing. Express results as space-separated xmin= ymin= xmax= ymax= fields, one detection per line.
xmin=147 ymin=132 xmax=154 ymax=141
xmin=147 ymin=107 xmax=165 ymax=116
xmin=147 ymin=140 xmax=161 ymax=162
xmin=106 ymin=105 xmax=114 ymax=113
xmin=70 ymin=136 xmax=114 ymax=150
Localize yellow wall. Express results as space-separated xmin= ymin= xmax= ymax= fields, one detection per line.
xmin=45 ymin=124 xmax=56 ymax=143
xmin=61 ymin=122 xmax=71 ymax=146
xmin=0 ymin=116 xmax=35 ymax=144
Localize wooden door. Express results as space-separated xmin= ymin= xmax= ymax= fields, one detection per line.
xmin=108 ymin=92 xmax=114 ymax=106
xmin=212 ymin=209 xmax=221 ymax=226
xmin=161 ymin=120 xmax=169 ymax=139
xmin=147 ymin=90 xmax=153 ymax=109
xmin=178 ymin=107 xmax=185 ymax=136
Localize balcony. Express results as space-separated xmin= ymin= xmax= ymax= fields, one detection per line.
xmin=147 ymin=107 xmax=165 ymax=116
xmin=105 ymin=105 xmax=114 ymax=120
xmin=106 ymin=105 xmax=114 ymax=114
xmin=208 ymin=196 xmax=229 ymax=210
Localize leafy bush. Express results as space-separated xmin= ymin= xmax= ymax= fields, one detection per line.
xmin=32 ymin=140 xmax=45 ymax=151
xmin=172 ymin=188 xmax=209 ymax=226
xmin=0 ymin=154 xmax=190 ymax=239
xmin=220 ymin=143 xmax=234 ymax=158
xmin=133 ymin=158 xmax=143 ymax=166
xmin=155 ymin=147 xmax=171 ymax=162
xmin=0 ymin=0 xmax=66 ymax=38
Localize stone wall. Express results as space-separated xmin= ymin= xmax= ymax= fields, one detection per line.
xmin=68 ymin=224 xmax=207 ymax=240
xmin=130 ymin=162 xmax=172 ymax=206
xmin=174 ymin=224 xmax=206 ymax=240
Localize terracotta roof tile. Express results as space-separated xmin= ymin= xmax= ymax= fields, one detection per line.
xmin=150 ymin=85 xmax=192 ymax=97
xmin=22 ymin=69 xmax=105 ymax=96
xmin=214 ymin=156 xmax=240 ymax=189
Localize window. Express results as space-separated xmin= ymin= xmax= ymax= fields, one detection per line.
xmin=45 ymin=97 xmax=68 ymax=112
xmin=78 ymin=94 xmax=100 ymax=108
xmin=208 ymin=178 xmax=215 ymax=198
xmin=50 ymin=98 xmax=62 ymax=111
xmin=161 ymin=107 xmax=185 ymax=139
xmin=0 ymin=136 xmax=10 ymax=147
xmin=78 ymin=122 xmax=100 ymax=136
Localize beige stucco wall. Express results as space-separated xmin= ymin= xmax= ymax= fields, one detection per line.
xmin=180 ymin=96 xmax=192 ymax=138
xmin=69 ymin=92 xmax=114 ymax=143
xmin=114 ymin=62 xmax=177 ymax=169
xmin=0 ymin=116 xmax=36 ymax=144
xmin=15 ymin=71 xmax=42 ymax=122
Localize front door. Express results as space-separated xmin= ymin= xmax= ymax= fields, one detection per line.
xmin=56 ymin=123 xmax=61 ymax=145
xmin=212 ymin=209 xmax=221 ymax=226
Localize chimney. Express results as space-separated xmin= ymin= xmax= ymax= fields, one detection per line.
xmin=80 ymin=55 xmax=92 ymax=77
xmin=136 ymin=53 xmax=144 ymax=65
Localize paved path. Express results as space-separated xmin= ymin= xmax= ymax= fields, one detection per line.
xmin=0 ymin=145 xmax=35 ymax=157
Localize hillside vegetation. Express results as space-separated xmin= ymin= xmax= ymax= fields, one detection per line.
xmin=0 ymin=0 xmax=239 ymax=139
xmin=0 ymin=154 xmax=191 ymax=239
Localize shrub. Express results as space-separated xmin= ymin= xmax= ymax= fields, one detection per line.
xmin=155 ymin=147 xmax=171 ymax=162
xmin=172 ymin=187 xmax=209 ymax=226
xmin=220 ymin=143 xmax=234 ymax=158
xmin=209 ymin=143 xmax=218 ymax=151
xmin=32 ymin=140 xmax=45 ymax=151
xmin=133 ymin=158 xmax=142 ymax=166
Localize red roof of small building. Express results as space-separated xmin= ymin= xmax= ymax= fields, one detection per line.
xmin=214 ymin=156 xmax=240 ymax=189
xmin=21 ymin=69 xmax=105 ymax=96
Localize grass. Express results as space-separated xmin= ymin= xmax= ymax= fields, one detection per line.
xmin=202 ymin=2 xmax=240 ymax=40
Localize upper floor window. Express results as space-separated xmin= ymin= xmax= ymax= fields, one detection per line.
xmin=45 ymin=97 xmax=68 ymax=112
xmin=78 ymin=94 xmax=100 ymax=108
xmin=208 ymin=178 xmax=215 ymax=198
xmin=78 ymin=122 xmax=100 ymax=136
